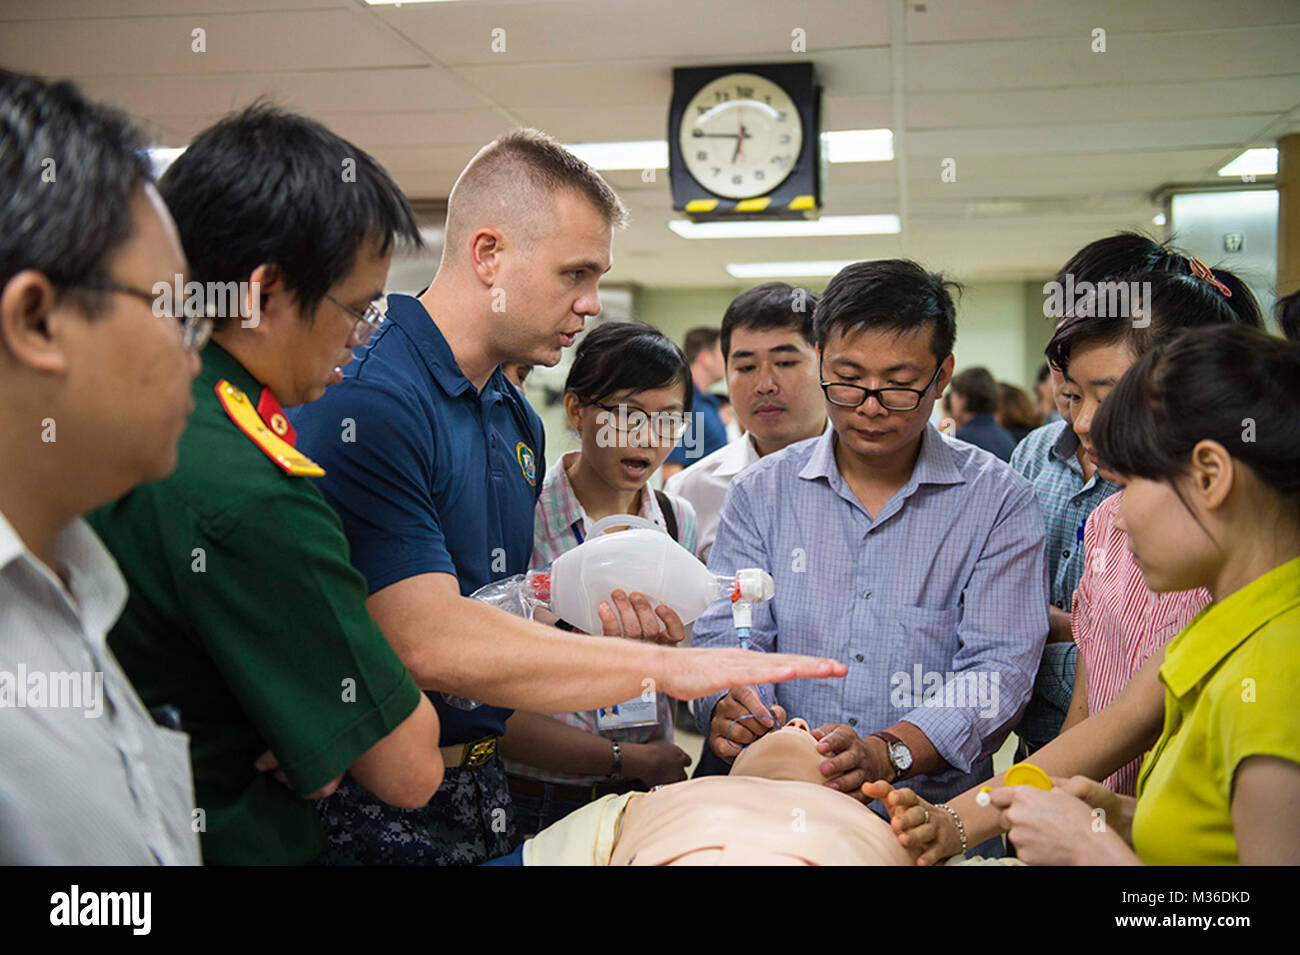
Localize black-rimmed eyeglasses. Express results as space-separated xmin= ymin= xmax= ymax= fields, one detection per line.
xmin=820 ymin=360 xmax=946 ymax=411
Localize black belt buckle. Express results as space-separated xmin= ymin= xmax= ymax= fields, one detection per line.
xmin=462 ymin=736 xmax=498 ymax=768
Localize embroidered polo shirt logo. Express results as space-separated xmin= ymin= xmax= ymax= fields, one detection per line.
xmin=516 ymin=441 xmax=537 ymax=486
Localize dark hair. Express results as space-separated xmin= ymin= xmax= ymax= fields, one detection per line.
xmin=158 ymin=102 xmax=420 ymax=330
xmin=682 ymin=327 xmax=721 ymax=364
xmin=1035 ymin=362 xmax=1052 ymax=385
xmin=999 ymin=382 xmax=1041 ymax=431
xmin=948 ymin=367 xmax=999 ymax=415
xmin=0 ymin=70 xmax=150 ymax=316
xmin=565 ymin=321 xmax=692 ymax=411
xmin=1053 ymin=231 xmax=1262 ymax=328
xmin=1093 ymin=325 xmax=1300 ymax=509
xmin=813 ymin=259 xmax=960 ymax=362
xmin=720 ymin=282 xmax=818 ymax=360
xmin=1277 ymin=289 xmax=1300 ymax=342
xmin=1045 ymin=270 xmax=1249 ymax=376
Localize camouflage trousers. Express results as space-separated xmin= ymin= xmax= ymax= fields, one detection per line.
xmin=314 ymin=757 xmax=519 ymax=866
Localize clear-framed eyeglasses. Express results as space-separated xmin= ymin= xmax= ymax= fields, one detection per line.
xmin=579 ymin=398 xmax=689 ymax=442
xmin=326 ymin=293 xmax=386 ymax=347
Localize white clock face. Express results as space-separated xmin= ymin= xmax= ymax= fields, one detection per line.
xmin=679 ymin=72 xmax=804 ymax=200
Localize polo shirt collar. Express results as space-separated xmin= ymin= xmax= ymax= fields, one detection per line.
xmin=386 ymin=294 xmax=481 ymax=399
xmin=1160 ymin=554 xmax=1300 ymax=699
xmin=799 ymin=421 xmax=965 ymax=490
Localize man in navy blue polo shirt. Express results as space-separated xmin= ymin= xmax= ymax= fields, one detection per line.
xmin=292 ymin=129 xmax=846 ymax=865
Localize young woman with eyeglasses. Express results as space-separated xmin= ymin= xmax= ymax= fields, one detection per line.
xmin=499 ymin=320 xmax=701 ymax=837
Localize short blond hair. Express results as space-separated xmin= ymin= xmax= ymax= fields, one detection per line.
xmin=444 ymin=127 xmax=628 ymax=257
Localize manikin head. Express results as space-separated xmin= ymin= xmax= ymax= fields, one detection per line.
xmin=728 ymin=717 xmax=825 ymax=785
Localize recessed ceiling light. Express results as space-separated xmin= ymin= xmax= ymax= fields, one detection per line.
xmin=726 ymin=260 xmax=858 ymax=278
xmin=1218 ymin=148 xmax=1277 ymax=178
xmin=670 ymin=214 xmax=900 ymax=239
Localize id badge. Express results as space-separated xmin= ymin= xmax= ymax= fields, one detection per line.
xmin=596 ymin=693 xmax=659 ymax=730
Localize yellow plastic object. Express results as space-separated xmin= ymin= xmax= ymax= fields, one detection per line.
xmin=1004 ymin=762 xmax=1052 ymax=790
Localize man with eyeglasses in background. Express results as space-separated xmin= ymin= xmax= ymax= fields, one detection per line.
xmin=86 ymin=105 xmax=448 ymax=865
xmin=690 ymin=259 xmax=1049 ymax=857
xmin=0 ymin=69 xmax=203 ymax=865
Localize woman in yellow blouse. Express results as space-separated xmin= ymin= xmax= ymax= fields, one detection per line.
xmin=973 ymin=324 xmax=1300 ymax=865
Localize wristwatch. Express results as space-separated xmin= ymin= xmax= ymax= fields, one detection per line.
xmin=871 ymin=731 xmax=913 ymax=781
xmin=606 ymin=739 xmax=623 ymax=780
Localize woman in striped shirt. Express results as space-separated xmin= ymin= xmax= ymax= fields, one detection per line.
xmin=1051 ymin=267 xmax=1260 ymax=794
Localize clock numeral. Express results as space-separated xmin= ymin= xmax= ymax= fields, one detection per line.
xmin=779 ymin=134 xmax=791 ymax=144
xmin=731 ymin=174 xmax=743 ymax=185
xmin=775 ymin=111 xmax=788 ymax=122
xmin=770 ymin=155 xmax=791 ymax=167
xmin=712 ymin=167 xmax=721 ymax=176
xmin=754 ymin=170 xmax=765 ymax=181
xmin=714 ymin=90 xmax=731 ymax=102
xmin=696 ymin=150 xmax=708 ymax=161
xmin=736 ymin=86 xmax=754 ymax=98
xmin=697 ymin=106 xmax=708 ymax=116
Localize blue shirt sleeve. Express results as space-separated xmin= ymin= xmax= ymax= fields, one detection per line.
xmin=298 ymin=380 xmax=456 ymax=594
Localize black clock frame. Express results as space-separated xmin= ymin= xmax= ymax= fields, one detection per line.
xmin=668 ymin=62 xmax=822 ymax=220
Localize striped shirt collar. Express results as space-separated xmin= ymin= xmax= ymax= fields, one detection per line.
xmin=536 ymin=450 xmax=667 ymax=546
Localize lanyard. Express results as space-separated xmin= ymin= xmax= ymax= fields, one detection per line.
xmin=570 ymin=520 xmax=585 ymax=546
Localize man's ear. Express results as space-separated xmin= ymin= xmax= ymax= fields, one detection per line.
xmin=468 ymin=228 xmax=505 ymax=287
xmin=934 ymin=352 xmax=956 ymax=394
xmin=244 ymin=264 xmax=284 ymax=333
xmin=1188 ymin=439 xmax=1234 ymax=511
xmin=0 ymin=270 xmax=71 ymax=374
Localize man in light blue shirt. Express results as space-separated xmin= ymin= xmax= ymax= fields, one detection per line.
xmin=693 ymin=259 xmax=1049 ymax=822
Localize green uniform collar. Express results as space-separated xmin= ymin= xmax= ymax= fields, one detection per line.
xmin=199 ymin=340 xmax=263 ymax=400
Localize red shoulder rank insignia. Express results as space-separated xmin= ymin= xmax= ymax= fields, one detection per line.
xmin=256 ymin=387 xmax=297 ymax=445
xmin=214 ymin=379 xmax=325 ymax=478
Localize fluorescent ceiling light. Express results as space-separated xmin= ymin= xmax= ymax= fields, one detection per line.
xmin=824 ymin=129 xmax=893 ymax=163
xmin=670 ymin=214 xmax=899 ymax=239
xmin=565 ymin=130 xmax=892 ymax=171
xmin=726 ymin=260 xmax=858 ymax=278
xmin=364 ymin=1 xmax=472 ymax=6
xmin=563 ymin=140 xmax=668 ymax=170
xmin=1218 ymin=148 xmax=1277 ymax=177
xmin=1152 ymin=213 xmax=1167 ymax=226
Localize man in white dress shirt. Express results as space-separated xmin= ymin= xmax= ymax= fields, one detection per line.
xmin=666 ymin=283 xmax=828 ymax=562
xmin=0 ymin=70 xmax=202 ymax=864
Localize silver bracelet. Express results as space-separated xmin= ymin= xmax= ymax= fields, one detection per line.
xmin=607 ymin=739 xmax=623 ymax=779
xmin=932 ymin=802 xmax=968 ymax=856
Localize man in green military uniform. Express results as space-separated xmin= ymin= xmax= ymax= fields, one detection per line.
xmin=87 ymin=106 xmax=445 ymax=864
